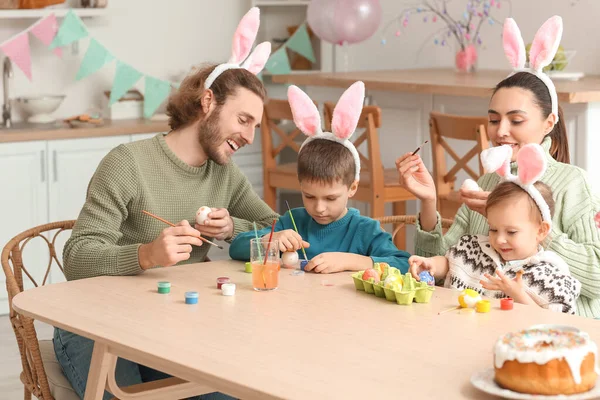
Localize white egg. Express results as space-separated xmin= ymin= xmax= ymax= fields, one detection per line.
xmin=282 ymin=252 xmax=299 ymax=268
xmin=461 ymin=179 xmax=481 ymax=192
xmin=195 ymin=206 xmax=211 ymax=225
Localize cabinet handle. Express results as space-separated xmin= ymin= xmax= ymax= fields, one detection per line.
xmin=53 ymin=150 xmax=57 ymax=182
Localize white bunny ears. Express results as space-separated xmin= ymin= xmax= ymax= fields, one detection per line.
xmin=204 ymin=7 xmax=271 ymax=90
xmin=287 ymin=81 xmax=365 ymax=182
xmin=503 ymin=16 xmax=563 ymax=124
xmin=481 ymin=144 xmax=552 ymax=226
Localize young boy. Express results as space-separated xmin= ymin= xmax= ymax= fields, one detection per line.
xmin=229 ymin=82 xmax=410 ymax=273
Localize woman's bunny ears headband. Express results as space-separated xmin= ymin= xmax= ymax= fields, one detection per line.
xmin=204 ymin=7 xmax=271 ymax=90
xmin=503 ymin=16 xmax=563 ymax=124
xmin=481 ymin=144 xmax=552 ymax=227
xmin=287 ymin=82 xmax=365 ymax=182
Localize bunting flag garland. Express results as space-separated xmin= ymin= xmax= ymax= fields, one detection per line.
xmin=0 ymin=10 xmax=177 ymax=118
xmin=0 ymin=11 xmax=316 ymax=116
xmin=263 ymin=21 xmax=316 ymax=75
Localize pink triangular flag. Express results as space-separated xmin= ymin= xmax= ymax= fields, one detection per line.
xmin=30 ymin=14 xmax=62 ymax=57
xmin=0 ymin=32 xmax=32 ymax=81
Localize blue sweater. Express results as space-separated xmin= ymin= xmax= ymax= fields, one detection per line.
xmin=229 ymin=208 xmax=410 ymax=273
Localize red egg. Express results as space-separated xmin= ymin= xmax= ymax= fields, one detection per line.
xmin=362 ymin=268 xmax=380 ymax=283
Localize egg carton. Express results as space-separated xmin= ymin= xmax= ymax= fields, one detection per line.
xmin=352 ymin=271 xmax=435 ymax=305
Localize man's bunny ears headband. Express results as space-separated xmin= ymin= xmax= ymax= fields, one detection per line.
xmin=481 ymin=144 xmax=552 ymax=227
xmin=204 ymin=7 xmax=271 ymax=90
xmin=287 ymin=82 xmax=365 ymax=182
xmin=503 ymin=16 xmax=563 ymax=125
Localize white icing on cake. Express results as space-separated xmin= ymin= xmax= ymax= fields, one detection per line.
xmin=494 ymin=329 xmax=598 ymax=384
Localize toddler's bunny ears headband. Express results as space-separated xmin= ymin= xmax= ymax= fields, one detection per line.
xmin=204 ymin=7 xmax=271 ymax=90
xmin=503 ymin=16 xmax=563 ymax=124
xmin=481 ymin=144 xmax=552 ymax=227
xmin=287 ymin=81 xmax=365 ymax=182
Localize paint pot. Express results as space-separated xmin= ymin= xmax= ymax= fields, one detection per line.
xmin=221 ymin=283 xmax=236 ymax=296
xmin=216 ymin=277 xmax=231 ymax=289
xmin=500 ymin=297 xmax=514 ymax=310
xmin=157 ymin=281 xmax=171 ymax=294
xmin=185 ymin=291 xmax=198 ymax=304
xmin=476 ymin=300 xmax=491 ymax=313
xmin=300 ymin=260 xmax=309 ymax=271
xmin=244 ymin=262 xmax=252 ymax=273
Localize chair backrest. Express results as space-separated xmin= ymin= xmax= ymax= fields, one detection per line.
xmin=260 ymin=98 xmax=318 ymax=171
xmin=429 ymin=111 xmax=490 ymax=197
xmin=1 ymin=220 xmax=75 ymax=400
xmin=323 ymin=102 xmax=383 ymax=188
xmin=374 ymin=215 xmax=454 ymax=240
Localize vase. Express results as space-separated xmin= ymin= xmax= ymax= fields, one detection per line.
xmin=455 ymin=45 xmax=478 ymax=73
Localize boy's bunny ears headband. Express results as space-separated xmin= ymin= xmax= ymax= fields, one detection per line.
xmin=204 ymin=7 xmax=271 ymax=90
xmin=503 ymin=16 xmax=563 ymax=124
xmin=287 ymin=81 xmax=365 ymax=182
xmin=481 ymin=144 xmax=552 ymax=227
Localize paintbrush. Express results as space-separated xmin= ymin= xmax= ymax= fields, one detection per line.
xmin=141 ymin=210 xmax=223 ymax=249
xmin=285 ymin=200 xmax=308 ymax=262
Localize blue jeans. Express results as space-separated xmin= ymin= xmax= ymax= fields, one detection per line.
xmin=53 ymin=328 xmax=235 ymax=400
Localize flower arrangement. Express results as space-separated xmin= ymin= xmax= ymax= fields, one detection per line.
xmin=381 ymin=0 xmax=512 ymax=72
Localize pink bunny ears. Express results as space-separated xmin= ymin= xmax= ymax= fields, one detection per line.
xmin=481 ymin=144 xmax=552 ymax=226
xmin=204 ymin=7 xmax=271 ymax=90
xmin=502 ymin=16 xmax=563 ymax=123
xmin=287 ymin=81 xmax=365 ymax=182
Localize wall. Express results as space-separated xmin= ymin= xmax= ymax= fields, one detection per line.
xmin=333 ymin=0 xmax=599 ymax=74
xmin=0 ymin=0 xmax=248 ymax=122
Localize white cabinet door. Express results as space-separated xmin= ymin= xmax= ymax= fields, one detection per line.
xmin=47 ymin=136 xmax=130 ymax=284
xmin=0 ymin=141 xmax=48 ymax=315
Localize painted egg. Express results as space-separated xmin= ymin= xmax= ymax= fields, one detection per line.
xmin=458 ymin=289 xmax=482 ymax=308
xmin=195 ymin=206 xmax=211 ymax=225
xmin=384 ymin=274 xmax=403 ymax=291
xmin=362 ymin=268 xmax=381 ymax=283
xmin=282 ymin=252 xmax=299 ymax=268
xmin=461 ymin=179 xmax=481 ymax=192
xmin=595 ymin=211 xmax=600 ymax=229
xmin=418 ymin=271 xmax=435 ymax=286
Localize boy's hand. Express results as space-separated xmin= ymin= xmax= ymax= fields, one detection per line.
xmin=266 ymin=229 xmax=310 ymax=253
xmin=304 ymin=253 xmax=372 ymax=274
xmin=409 ymin=255 xmax=436 ymax=280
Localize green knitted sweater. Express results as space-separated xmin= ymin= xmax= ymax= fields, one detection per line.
xmin=63 ymin=133 xmax=279 ymax=281
xmin=415 ymin=137 xmax=600 ymax=318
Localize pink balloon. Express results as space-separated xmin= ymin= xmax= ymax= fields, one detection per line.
xmin=307 ymin=0 xmax=382 ymax=45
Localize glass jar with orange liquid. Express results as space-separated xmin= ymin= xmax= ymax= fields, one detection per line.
xmin=250 ymin=238 xmax=280 ymax=291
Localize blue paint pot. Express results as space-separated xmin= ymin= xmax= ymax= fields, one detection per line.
xmin=185 ymin=291 xmax=198 ymax=304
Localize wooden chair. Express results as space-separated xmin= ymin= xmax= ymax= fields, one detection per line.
xmin=374 ymin=215 xmax=454 ymax=242
xmin=2 ymin=220 xmax=79 ymax=400
xmin=261 ymin=98 xmax=318 ymax=210
xmin=429 ymin=112 xmax=490 ymax=220
xmin=324 ymin=103 xmax=416 ymax=250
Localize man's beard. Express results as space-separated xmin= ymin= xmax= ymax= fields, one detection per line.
xmin=197 ymin=107 xmax=229 ymax=165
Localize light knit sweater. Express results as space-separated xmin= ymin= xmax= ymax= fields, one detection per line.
xmin=415 ymin=136 xmax=600 ymax=319
xmin=63 ymin=133 xmax=279 ymax=281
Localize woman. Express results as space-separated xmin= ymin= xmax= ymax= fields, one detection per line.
xmin=397 ymin=74 xmax=600 ymax=317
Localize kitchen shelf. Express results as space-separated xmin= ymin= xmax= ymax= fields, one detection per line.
xmin=0 ymin=7 xmax=107 ymax=19
xmin=253 ymin=1 xmax=310 ymax=6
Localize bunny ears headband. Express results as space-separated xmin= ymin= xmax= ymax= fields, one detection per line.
xmin=503 ymin=16 xmax=563 ymax=124
xmin=481 ymin=144 xmax=552 ymax=226
xmin=204 ymin=7 xmax=271 ymax=90
xmin=287 ymin=81 xmax=365 ymax=182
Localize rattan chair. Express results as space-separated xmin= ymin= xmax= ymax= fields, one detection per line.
xmin=2 ymin=220 xmax=78 ymax=400
xmin=374 ymin=215 xmax=454 ymax=242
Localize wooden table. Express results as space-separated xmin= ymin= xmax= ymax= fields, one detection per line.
xmin=12 ymin=260 xmax=600 ymax=399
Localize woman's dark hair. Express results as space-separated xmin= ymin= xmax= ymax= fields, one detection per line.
xmin=493 ymin=71 xmax=569 ymax=163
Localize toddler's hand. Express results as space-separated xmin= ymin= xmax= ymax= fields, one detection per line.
xmin=409 ymin=255 xmax=436 ymax=280
xmin=266 ymin=229 xmax=310 ymax=253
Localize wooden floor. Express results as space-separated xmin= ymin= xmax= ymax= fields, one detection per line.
xmin=0 ymin=315 xmax=54 ymax=399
